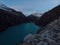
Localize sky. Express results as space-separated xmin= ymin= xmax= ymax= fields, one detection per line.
xmin=0 ymin=0 xmax=60 ymax=15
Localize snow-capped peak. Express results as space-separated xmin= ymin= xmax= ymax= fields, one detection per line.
xmin=0 ymin=3 xmax=15 ymax=12
xmin=0 ymin=3 xmax=8 ymax=9
xmin=30 ymin=12 xmax=43 ymax=17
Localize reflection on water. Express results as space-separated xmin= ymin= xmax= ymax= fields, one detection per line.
xmin=0 ymin=23 xmax=40 ymax=45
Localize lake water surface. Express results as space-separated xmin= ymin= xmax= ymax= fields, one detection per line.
xmin=0 ymin=23 xmax=40 ymax=45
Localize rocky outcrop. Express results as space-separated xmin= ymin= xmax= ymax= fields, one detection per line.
xmin=35 ymin=5 xmax=60 ymax=26
xmin=0 ymin=7 xmax=26 ymax=32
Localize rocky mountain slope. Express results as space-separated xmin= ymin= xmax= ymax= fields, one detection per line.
xmin=35 ymin=5 xmax=60 ymax=26
xmin=0 ymin=4 xmax=26 ymax=32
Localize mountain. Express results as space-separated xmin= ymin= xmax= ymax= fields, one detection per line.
xmin=26 ymin=15 xmax=39 ymax=22
xmin=0 ymin=4 xmax=26 ymax=32
xmin=26 ymin=13 xmax=42 ymax=23
xmin=35 ymin=5 xmax=60 ymax=27
xmin=30 ymin=12 xmax=43 ymax=17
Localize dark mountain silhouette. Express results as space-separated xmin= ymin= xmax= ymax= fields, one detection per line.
xmin=26 ymin=14 xmax=40 ymax=23
xmin=35 ymin=5 xmax=60 ymax=27
xmin=0 ymin=4 xmax=26 ymax=32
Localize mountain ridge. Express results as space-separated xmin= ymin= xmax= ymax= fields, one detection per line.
xmin=0 ymin=4 xmax=27 ymax=32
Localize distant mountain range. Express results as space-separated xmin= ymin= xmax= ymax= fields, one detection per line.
xmin=26 ymin=12 xmax=43 ymax=23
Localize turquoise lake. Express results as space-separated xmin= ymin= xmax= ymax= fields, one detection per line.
xmin=0 ymin=23 xmax=40 ymax=45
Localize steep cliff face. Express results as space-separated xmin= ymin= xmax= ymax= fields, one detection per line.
xmin=35 ymin=5 xmax=60 ymax=26
xmin=0 ymin=4 xmax=26 ymax=32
